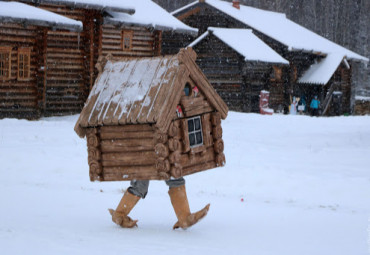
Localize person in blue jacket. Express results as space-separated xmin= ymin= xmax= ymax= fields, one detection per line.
xmin=310 ymin=95 xmax=320 ymax=116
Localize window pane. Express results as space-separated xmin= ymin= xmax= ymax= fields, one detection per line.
xmin=196 ymin=131 xmax=203 ymax=144
xmin=188 ymin=119 xmax=194 ymax=132
xmin=194 ymin=118 xmax=201 ymax=130
xmin=189 ymin=133 xmax=195 ymax=147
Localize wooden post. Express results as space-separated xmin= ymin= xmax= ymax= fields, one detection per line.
xmin=42 ymin=28 xmax=48 ymax=113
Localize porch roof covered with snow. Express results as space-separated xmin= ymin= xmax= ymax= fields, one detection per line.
xmin=105 ymin=0 xmax=198 ymax=35
xmin=172 ymin=0 xmax=369 ymax=63
xmin=18 ymin=0 xmax=135 ymax=14
xmin=188 ymin=27 xmax=289 ymax=64
xmin=0 ymin=1 xmax=82 ymax=31
xmin=298 ymin=53 xmax=347 ymax=85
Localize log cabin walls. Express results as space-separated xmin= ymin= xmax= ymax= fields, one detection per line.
xmin=172 ymin=0 xmax=368 ymax=115
xmin=0 ymin=1 xmax=83 ymax=119
xmin=1 ymin=0 xmax=197 ymax=119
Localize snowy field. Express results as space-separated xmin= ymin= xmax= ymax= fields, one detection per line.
xmin=0 ymin=112 xmax=370 ymax=255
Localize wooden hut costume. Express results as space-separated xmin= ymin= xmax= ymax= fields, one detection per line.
xmin=74 ymin=48 xmax=228 ymax=229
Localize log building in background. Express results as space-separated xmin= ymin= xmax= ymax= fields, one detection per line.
xmin=74 ymin=48 xmax=228 ymax=181
xmin=172 ymin=0 xmax=368 ymax=115
xmin=0 ymin=0 xmax=197 ymax=119
xmin=0 ymin=1 xmax=82 ymax=119
xmin=188 ymin=27 xmax=289 ymax=112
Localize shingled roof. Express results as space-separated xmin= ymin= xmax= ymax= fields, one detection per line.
xmin=75 ymin=48 xmax=228 ymax=137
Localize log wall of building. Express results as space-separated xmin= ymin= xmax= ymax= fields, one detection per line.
xmin=101 ymin=25 xmax=158 ymax=58
xmin=0 ymin=23 xmax=40 ymax=118
xmin=2 ymin=2 xmax=163 ymax=119
xmin=161 ymin=31 xmax=195 ymax=55
xmin=193 ymin=35 xmax=245 ymax=111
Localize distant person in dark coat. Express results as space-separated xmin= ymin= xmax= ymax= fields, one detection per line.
xmin=310 ymin=96 xmax=320 ymax=116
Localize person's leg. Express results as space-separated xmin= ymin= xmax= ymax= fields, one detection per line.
xmin=128 ymin=180 xmax=150 ymax=198
xmin=165 ymin=177 xmax=185 ymax=188
xmin=109 ymin=180 xmax=149 ymax=228
xmin=166 ymin=178 xmax=210 ymax=229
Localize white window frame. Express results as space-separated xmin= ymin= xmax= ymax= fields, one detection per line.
xmin=187 ymin=116 xmax=203 ymax=148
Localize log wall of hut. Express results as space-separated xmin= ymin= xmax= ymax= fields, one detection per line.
xmin=0 ymin=23 xmax=40 ymax=119
xmin=86 ymin=125 xmax=158 ymax=181
xmin=85 ymin=93 xmax=225 ymax=181
xmin=193 ymin=35 xmax=245 ymax=111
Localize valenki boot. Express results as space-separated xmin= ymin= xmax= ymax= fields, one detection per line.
xmin=168 ymin=185 xmax=210 ymax=229
xmin=108 ymin=191 xmax=140 ymax=228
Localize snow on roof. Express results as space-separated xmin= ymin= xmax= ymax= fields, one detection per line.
xmin=298 ymin=53 xmax=344 ymax=85
xmin=355 ymin=96 xmax=370 ymax=102
xmin=19 ymin=0 xmax=135 ymax=13
xmin=207 ymin=28 xmax=289 ymax=64
xmin=105 ymin=0 xmax=198 ymax=35
xmin=0 ymin=1 xmax=82 ymax=31
xmin=171 ymin=1 xmax=199 ymax=16
xmin=175 ymin=0 xmax=368 ymax=62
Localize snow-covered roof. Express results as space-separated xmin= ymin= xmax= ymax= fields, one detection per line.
xmin=104 ymin=0 xmax=198 ymax=35
xmin=18 ymin=0 xmax=135 ymax=13
xmin=174 ymin=0 xmax=369 ymax=62
xmin=189 ymin=27 xmax=288 ymax=64
xmin=298 ymin=53 xmax=345 ymax=85
xmin=0 ymin=1 xmax=82 ymax=31
xmin=75 ymin=48 xmax=228 ymax=137
xmin=355 ymin=96 xmax=370 ymax=102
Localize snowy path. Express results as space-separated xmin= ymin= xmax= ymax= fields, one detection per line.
xmin=0 ymin=113 xmax=369 ymax=255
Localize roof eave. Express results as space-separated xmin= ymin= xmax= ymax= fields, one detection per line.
xmin=21 ymin=0 xmax=135 ymax=14
xmin=0 ymin=16 xmax=82 ymax=32
xmin=104 ymin=19 xmax=198 ymax=36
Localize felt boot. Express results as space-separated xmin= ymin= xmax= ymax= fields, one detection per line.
xmin=108 ymin=191 xmax=140 ymax=228
xmin=168 ymin=185 xmax=210 ymax=230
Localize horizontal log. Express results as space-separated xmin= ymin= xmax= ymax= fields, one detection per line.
xmin=103 ymin=172 xmax=164 ymax=181
xmin=154 ymin=143 xmax=169 ymax=158
xmin=170 ymin=163 xmax=182 ymax=178
xmin=168 ymin=121 xmax=181 ymax=138
xmin=103 ymin=165 xmax=156 ymax=176
xmin=99 ymin=130 xmax=154 ymax=140
xmin=101 ymin=151 xmax=156 ymax=167
xmin=155 ymin=132 xmax=168 ymax=144
xmin=214 ymin=139 xmax=224 ymax=154
xmin=182 ymin=160 xmax=217 ymax=177
xmin=100 ymin=125 xmax=153 ymax=133
xmin=211 ymin=112 xmax=221 ymax=126
xmin=168 ymin=138 xmax=181 ymax=152
xmin=184 ymin=105 xmax=213 ymax=117
xmin=180 ymin=146 xmax=215 ymax=168
xmin=212 ymin=126 xmax=223 ymax=140
xmin=100 ymin=138 xmax=154 ymax=153
xmin=155 ymin=158 xmax=170 ymax=172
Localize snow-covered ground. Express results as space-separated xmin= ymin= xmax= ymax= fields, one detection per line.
xmin=0 ymin=112 xmax=369 ymax=255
